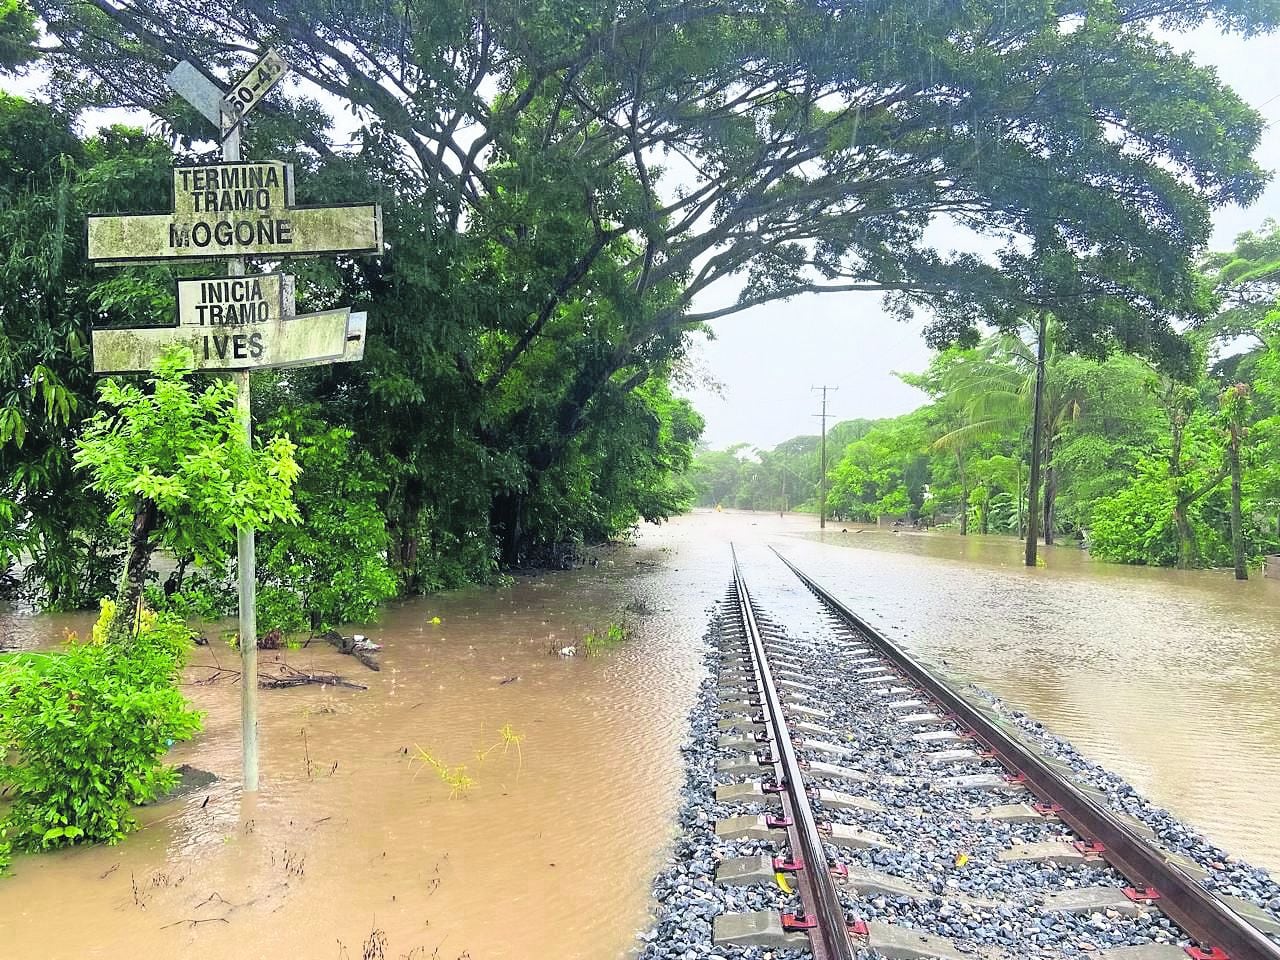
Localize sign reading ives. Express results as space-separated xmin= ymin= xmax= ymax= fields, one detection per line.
xmin=87 ymin=161 xmax=382 ymax=264
xmin=91 ymin=271 xmax=364 ymax=373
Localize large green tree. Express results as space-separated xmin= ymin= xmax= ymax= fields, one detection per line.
xmin=9 ymin=0 xmax=1280 ymax=584
xmin=29 ymin=0 xmax=1273 ymax=351
xmin=0 ymin=97 xmax=177 ymax=607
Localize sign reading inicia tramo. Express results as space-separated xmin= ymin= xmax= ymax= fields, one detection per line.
xmin=90 ymin=269 xmax=367 ymax=373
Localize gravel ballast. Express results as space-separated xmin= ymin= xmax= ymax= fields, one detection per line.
xmin=634 ymin=562 xmax=1280 ymax=959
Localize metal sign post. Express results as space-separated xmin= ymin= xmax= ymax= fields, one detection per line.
xmin=84 ymin=49 xmax=382 ymax=793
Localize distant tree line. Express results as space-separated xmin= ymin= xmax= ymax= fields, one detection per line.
xmin=693 ymin=220 xmax=1280 ymax=574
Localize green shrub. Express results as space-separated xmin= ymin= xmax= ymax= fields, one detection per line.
xmin=582 ymin=621 xmax=629 ymax=656
xmin=143 ymin=575 xmax=235 ymax=623
xmin=0 ymin=604 xmax=202 ymax=859
xmin=255 ymin=409 xmax=398 ymax=631
xmin=1089 ymin=455 xmax=1231 ymax=567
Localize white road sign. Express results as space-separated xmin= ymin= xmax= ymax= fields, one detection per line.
xmin=92 ymin=307 xmax=351 ymax=374
xmin=87 ymin=161 xmax=382 ymax=263
xmin=91 ymin=270 xmax=358 ymax=373
xmin=221 ymin=48 xmax=289 ymax=135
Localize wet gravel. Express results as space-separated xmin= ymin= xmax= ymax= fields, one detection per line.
xmin=636 ymin=598 xmax=808 ymax=960
xmin=967 ymin=686 xmax=1280 ymax=917
xmin=636 ymin=572 xmax=1280 ymax=959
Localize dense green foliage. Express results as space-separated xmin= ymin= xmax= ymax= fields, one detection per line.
xmin=75 ymin=350 xmax=301 ymax=569
xmin=691 ymin=422 xmax=878 ymax=513
xmin=0 ymin=95 xmax=175 ymax=608
xmin=0 ymin=0 xmax=1274 ymax=601
xmin=0 ymin=603 xmax=202 ymax=868
xmin=206 ymin=408 xmax=398 ymax=633
xmin=1 ymin=0 xmax=1278 ymax=601
xmin=695 ymin=222 xmax=1280 ymax=570
xmin=74 ymin=349 xmax=301 ymax=632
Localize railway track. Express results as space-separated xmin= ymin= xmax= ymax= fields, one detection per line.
xmin=691 ymin=546 xmax=1280 ymax=960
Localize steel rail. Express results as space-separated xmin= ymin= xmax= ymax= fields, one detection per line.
xmin=773 ymin=547 xmax=1280 ymax=960
xmin=730 ymin=546 xmax=855 ymax=960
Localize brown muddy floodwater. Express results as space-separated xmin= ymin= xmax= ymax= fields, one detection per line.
xmin=0 ymin=535 xmax=728 ymax=960
xmin=2 ymin=510 xmax=1279 ymax=959
xmin=783 ymin=517 xmax=1280 ymax=874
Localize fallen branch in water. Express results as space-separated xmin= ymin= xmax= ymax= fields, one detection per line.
xmin=309 ymin=630 xmax=382 ymax=672
xmin=262 ymin=664 xmax=368 ymax=690
xmin=160 ymin=917 xmax=229 ymax=930
xmin=194 ymin=892 xmax=232 ymax=910
xmin=187 ymin=663 xmax=367 ymax=691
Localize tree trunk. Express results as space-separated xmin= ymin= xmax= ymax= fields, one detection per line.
xmin=980 ymin=488 xmax=990 ymax=535
xmin=1173 ymin=502 xmax=1198 ymax=569
xmin=1229 ymin=428 xmax=1247 ymax=581
xmin=1042 ymin=433 xmax=1056 ymax=547
xmin=492 ymin=490 xmax=528 ymax=567
xmin=1167 ymin=407 xmax=1198 ymax=570
xmin=1025 ymin=312 xmax=1048 ymax=567
xmin=115 ymin=496 xmax=158 ymax=641
xmin=1016 ymin=460 xmax=1024 ymax=537
xmin=958 ymin=454 xmax=969 ymax=536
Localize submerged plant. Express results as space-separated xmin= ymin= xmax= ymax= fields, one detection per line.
xmin=412 ymin=723 xmax=527 ymax=797
xmin=0 ymin=605 xmax=202 ymax=861
xmin=582 ymin=621 xmax=630 ymax=656
xmin=412 ymin=748 xmax=475 ymax=798
xmin=476 ymin=723 xmax=525 ymax=777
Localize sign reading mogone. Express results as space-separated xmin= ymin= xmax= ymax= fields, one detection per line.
xmin=87 ymin=161 xmax=382 ymax=263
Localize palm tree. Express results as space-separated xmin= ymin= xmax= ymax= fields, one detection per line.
xmin=931 ymin=317 xmax=1082 ymax=565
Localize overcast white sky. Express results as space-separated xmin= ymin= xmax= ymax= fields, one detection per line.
xmin=681 ymin=25 xmax=1280 ymax=450
xmin=4 ymin=21 xmax=1277 ymax=452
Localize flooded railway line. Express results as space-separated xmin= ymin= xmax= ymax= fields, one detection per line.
xmin=638 ymin=546 xmax=1280 ymax=960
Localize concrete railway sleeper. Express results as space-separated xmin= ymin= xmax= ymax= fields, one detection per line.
xmin=753 ymin=545 xmax=1280 ymax=960
xmin=673 ymin=547 xmax=1280 ymax=960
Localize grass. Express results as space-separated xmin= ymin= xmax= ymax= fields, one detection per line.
xmin=412 ymin=723 xmax=526 ymax=798
xmin=582 ymin=621 xmax=628 ymax=656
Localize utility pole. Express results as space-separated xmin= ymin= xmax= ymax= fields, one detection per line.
xmin=812 ymin=385 xmax=838 ymax=529
xmin=1025 ymin=313 xmax=1048 ymax=568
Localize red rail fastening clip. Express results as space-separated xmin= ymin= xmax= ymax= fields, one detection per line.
xmin=766 ymin=815 xmax=793 ymax=828
xmin=1006 ymin=772 xmax=1028 ymax=785
xmin=781 ymin=912 xmax=818 ymax=932
xmin=762 ymin=779 xmax=787 ymax=793
xmin=1073 ymin=839 xmax=1107 ymax=856
xmin=848 ymin=919 xmax=869 ymax=936
xmin=829 ymin=862 xmax=848 ymax=879
xmin=1184 ymin=948 xmax=1230 ymax=960
xmin=1122 ymin=887 xmax=1161 ymax=902
xmin=772 ymin=856 xmax=804 ymax=872
xmin=1033 ymin=803 xmax=1063 ymax=817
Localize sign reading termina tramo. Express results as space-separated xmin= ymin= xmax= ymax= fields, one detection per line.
xmin=87 ymin=161 xmax=382 ymax=264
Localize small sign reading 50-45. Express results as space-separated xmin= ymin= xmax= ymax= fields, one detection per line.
xmin=221 ymin=48 xmax=287 ymax=135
